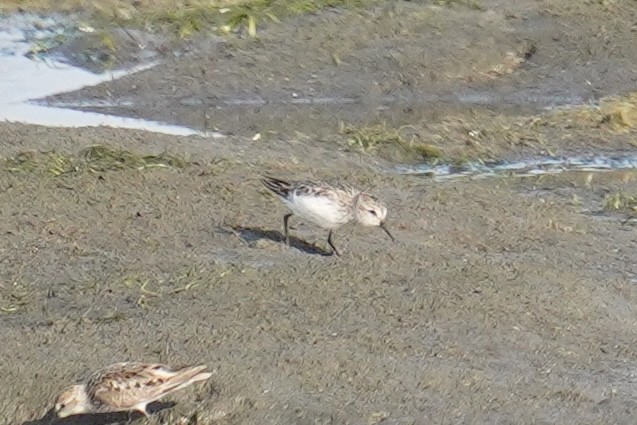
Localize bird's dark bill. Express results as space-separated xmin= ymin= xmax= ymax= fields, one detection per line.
xmin=380 ymin=222 xmax=396 ymax=242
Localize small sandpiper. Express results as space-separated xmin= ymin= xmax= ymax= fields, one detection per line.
xmin=261 ymin=176 xmax=395 ymax=255
xmin=54 ymin=362 xmax=212 ymax=418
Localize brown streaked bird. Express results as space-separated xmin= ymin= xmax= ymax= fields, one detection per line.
xmin=54 ymin=362 xmax=212 ymax=418
xmin=261 ymin=176 xmax=395 ymax=256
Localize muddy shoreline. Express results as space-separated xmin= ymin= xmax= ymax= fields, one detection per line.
xmin=3 ymin=1 xmax=637 ymax=424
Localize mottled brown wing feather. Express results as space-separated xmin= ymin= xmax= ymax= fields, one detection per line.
xmin=261 ymin=176 xmax=292 ymax=199
xmin=87 ymin=363 xmax=205 ymax=410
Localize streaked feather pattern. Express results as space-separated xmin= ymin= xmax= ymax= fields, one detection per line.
xmin=260 ymin=175 xmax=394 ymax=255
xmin=55 ymin=362 xmax=211 ymax=418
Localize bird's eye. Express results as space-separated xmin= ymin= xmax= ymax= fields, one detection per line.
xmin=368 ymin=209 xmax=377 ymax=216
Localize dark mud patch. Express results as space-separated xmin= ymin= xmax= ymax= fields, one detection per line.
xmin=46 ymin=27 xmax=169 ymax=73
xmin=42 ymin=0 xmax=637 ymax=145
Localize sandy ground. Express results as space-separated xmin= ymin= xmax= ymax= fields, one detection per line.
xmin=3 ymin=1 xmax=637 ymax=424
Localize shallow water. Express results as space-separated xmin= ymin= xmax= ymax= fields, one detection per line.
xmin=0 ymin=13 xmax=218 ymax=137
xmin=397 ymin=153 xmax=637 ymax=182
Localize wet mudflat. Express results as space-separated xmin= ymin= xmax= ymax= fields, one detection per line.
xmin=2 ymin=1 xmax=637 ymax=424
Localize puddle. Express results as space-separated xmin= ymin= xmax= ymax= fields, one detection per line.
xmin=398 ymin=153 xmax=637 ymax=182
xmin=0 ymin=13 xmax=220 ymax=138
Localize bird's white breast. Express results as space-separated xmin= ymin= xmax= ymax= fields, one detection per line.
xmin=286 ymin=192 xmax=351 ymax=229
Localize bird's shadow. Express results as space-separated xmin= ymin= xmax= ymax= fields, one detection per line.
xmin=232 ymin=225 xmax=333 ymax=256
xmin=21 ymin=402 xmax=175 ymax=425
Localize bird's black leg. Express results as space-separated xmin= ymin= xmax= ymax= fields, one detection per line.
xmin=283 ymin=213 xmax=293 ymax=246
xmin=327 ymin=230 xmax=341 ymax=256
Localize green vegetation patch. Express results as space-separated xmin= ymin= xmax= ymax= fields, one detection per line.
xmin=143 ymin=0 xmax=377 ymax=38
xmin=0 ymin=0 xmax=379 ymax=38
xmin=539 ymin=92 xmax=637 ymax=133
xmin=341 ymin=122 xmax=443 ymax=163
xmin=1 ymin=145 xmax=185 ymax=176
xmin=0 ymin=281 xmax=32 ymax=314
xmin=604 ymin=192 xmax=637 ymax=212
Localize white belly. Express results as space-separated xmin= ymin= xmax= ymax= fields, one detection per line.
xmin=285 ymin=193 xmax=351 ymax=229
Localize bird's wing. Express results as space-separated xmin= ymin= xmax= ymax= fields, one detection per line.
xmin=89 ymin=363 xmax=208 ymax=409
xmin=261 ymin=176 xmax=292 ymax=199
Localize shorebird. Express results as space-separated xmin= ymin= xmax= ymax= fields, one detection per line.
xmin=261 ymin=176 xmax=395 ymax=255
xmin=54 ymin=362 xmax=212 ymax=418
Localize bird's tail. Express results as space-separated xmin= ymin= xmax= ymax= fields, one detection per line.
xmin=260 ymin=176 xmax=292 ymax=199
xmin=162 ymin=365 xmax=212 ymax=395
xmin=176 ymin=365 xmax=212 ymax=384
